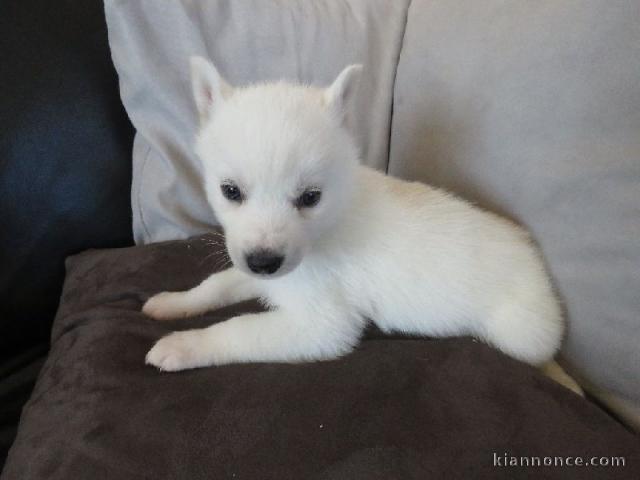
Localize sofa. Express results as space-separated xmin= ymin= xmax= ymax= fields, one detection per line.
xmin=2 ymin=1 xmax=639 ymax=478
xmin=0 ymin=0 xmax=134 ymax=471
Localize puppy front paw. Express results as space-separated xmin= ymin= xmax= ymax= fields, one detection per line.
xmin=142 ymin=291 xmax=193 ymax=321
xmin=145 ymin=331 xmax=212 ymax=372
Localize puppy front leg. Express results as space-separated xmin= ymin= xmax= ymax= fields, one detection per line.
xmin=146 ymin=310 xmax=361 ymax=371
xmin=142 ymin=267 xmax=261 ymax=320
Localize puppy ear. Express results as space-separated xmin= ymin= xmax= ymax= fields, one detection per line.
xmin=190 ymin=56 xmax=233 ymax=125
xmin=323 ymin=64 xmax=363 ymax=120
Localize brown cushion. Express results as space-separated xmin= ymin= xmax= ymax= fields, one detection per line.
xmin=3 ymin=235 xmax=638 ymax=479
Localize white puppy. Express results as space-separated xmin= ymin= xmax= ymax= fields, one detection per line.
xmin=144 ymin=57 xmax=575 ymax=391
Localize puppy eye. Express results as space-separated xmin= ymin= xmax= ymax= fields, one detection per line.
xmin=220 ymin=182 xmax=243 ymax=203
xmin=296 ymin=189 xmax=322 ymax=209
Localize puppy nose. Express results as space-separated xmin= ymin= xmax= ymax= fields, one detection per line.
xmin=245 ymin=250 xmax=284 ymax=275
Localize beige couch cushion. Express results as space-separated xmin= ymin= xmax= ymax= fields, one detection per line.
xmin=105 ymin=0 xmax=409 ymax=244
xmin=389 ymin=0 xmax=640 ymax=425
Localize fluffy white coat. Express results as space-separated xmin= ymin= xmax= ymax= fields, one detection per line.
xmin=144 ymin=57 xmax=576 ymax=392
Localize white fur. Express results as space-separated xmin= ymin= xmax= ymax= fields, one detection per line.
xmin=145 ymin=57 xmax=566 ymax=382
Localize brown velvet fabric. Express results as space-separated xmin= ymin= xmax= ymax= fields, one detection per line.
xmin=2 ymin=234 xmax=639 ymax=479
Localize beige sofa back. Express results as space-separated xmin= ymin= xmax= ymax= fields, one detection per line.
xmin=389 ymin=0 xmax=640 ymax=427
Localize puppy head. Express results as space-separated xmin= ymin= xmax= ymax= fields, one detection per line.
xmin=191 ymin=57 xmax=362 ymax=278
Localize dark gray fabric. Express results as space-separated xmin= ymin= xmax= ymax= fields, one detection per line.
xmin=0 ymin=0 xmax=134 ymax=361
xmin=3 ymin=235 xmax=639 ymax=479
xmin=0 ymin=348 xmax=47 ymax=471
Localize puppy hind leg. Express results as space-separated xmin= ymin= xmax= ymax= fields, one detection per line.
xmin=482 ymin=300 xmax=563 ymax=366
